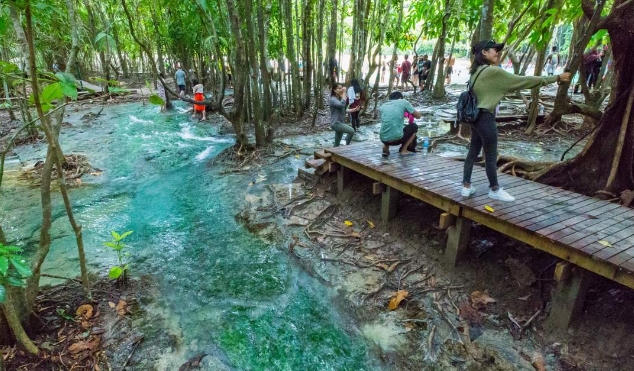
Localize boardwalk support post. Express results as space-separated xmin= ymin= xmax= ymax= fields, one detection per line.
xmin=444 ymin=217 xmax=470 ymax=266
xmin=381 ymin=186 xmax=399 ymax=222
xmin=545 ymin=262 xmax=591 ymax=331
xmin=337 ymin=166 xmax=348 ymax=195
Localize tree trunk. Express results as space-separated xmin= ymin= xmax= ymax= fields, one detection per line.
xmin=537 ymin=0 xmax=634 ymax=195
xmin=283 ymin=0 xmax=303 ymax=114
xmin=479 ymin=0 xmax=495 ymax=40
xmin=64 ymin=0 xmax=80 ymax=75
xmin=224 ymin=0 xmax=249 ymax=148
xmin=244 ymin=0 xmax=265 ymax=146
xmin=257 ymin=0 xmax=274 ymax=136
xmin=387 ymin=0 xmax=404 ymax=96
xmin=327 ymin=0 xmax=338 ymax=83
xmin=314 ymin=0 xmax=325 ymax=112
xmin=432 ymin=0 xmax=451 ymax=99
xmin=302 ymin=0 xmax=314 ymax=109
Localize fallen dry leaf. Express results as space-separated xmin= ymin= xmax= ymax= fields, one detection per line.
xmin=108 ymin=302 xmax=116 ymax=309
xmin=367 ymin=220 xmax=375 ymax=229
xmin=471 ymin=291 xmax=496 ymax=310
xmin=531 ymin=352 xmax=546 ymax=371
xmin=387 ymin=261 xmax=401 ymax=273
xmin=344 ymin=220 xmax=353 ymax=227
xmin=484 ymin=205 xmax=495 ymax=213
xmin=75 ymin=304 xmax=93 ymax=319
xmin=459 ymin=300 xmax=483 ymax=324
xmin=350 ymin=232 xmax=361 ymax=238
xmin=388 ymin=290 xmax=409 ymax=310
xmin=68 ymin=338 xmax=100 ymax=354
xmin=115 ymin=300 xmax=127 ymax=316
xmin=598 ymin=240 xmax=612 ymax=247
xmin=518 ymin=294 xmax=531 ymax=301
xmin=375 ymin=263 xmax=390 ymax=271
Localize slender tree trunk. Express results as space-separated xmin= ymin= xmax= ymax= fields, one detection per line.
xmin=432 ymin=0 xmax=451 ymax=98
xmin=257 ymin=0 xmax=274 ymax=137
xmin=314 ymin=0 xmax=325 ymax=111
xmin=387 ymin=0 xmax=404 ymax=96
xmin=283 ymin=0 xmax=303 ymax=114
xmin=302 ymin=0 xmax=314 ymax=109
xmin=327 ymin=0 xmax=338 ymax=83
xmin=479 ymin=0 xmax=495 ymax=40
xmin=64 ymin=0 xmax=80 ymax=75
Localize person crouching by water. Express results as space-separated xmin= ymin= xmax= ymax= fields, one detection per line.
xmin=192 ymin=79 xmax=207 ymax=121
xmin=329 ymin=83 xmax=358 ymax=147
xmin=379 ymin=91 xmax=422 ymax=157
xmin=461 ymin=40 xmax=571 ymax=202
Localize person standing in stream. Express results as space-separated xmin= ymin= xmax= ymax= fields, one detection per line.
xmin=461 ymin=40 xmax=571 ymax=202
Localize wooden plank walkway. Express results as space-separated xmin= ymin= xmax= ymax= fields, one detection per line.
xmin=325 ymin=142 xmax=634 ymax=290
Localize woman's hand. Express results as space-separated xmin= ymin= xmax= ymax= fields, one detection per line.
xmin=558 ymin=72 xmax=571 ymax=82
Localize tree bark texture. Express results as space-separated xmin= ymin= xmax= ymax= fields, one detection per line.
xmin=537 ymin=0 xmax=634 ymax=194
xmin=432 ymin=0 xmax=451 ymax=99
xmin=479 ymin=0 xmax=495 ymax=40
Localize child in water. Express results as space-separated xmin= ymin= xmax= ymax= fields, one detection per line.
xmin=192 ymin=79 xmax=206 ymax=121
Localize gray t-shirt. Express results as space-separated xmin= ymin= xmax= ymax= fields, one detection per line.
xmin=175 ymin=69 xmax=186 ymax=85
xmin=329 ymin=96 xmax=347 ymax=126
xmin=379 ymin=99 xmax=415 ymax=142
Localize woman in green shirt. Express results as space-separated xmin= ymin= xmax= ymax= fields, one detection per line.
xmin=461 ymin=40 xmax=571 ymax=202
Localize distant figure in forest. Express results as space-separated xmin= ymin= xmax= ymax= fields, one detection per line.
xmin=329 ymin=57 xmax=338 ymax=83
xmin=329 ymin=82 xmax=358 ymax=147
xmin=192 ymin=79 xmax=206 ymax=121
xmin=157 ymin=73 xmax=166 ymax=112
xmin=400 ymin=55 xmax=412 ymax=91
xmin=544 ymin=46 xmax=559 ymax=76
xmin=419 ymin=55 xmax=431 ymax=90
xmin=347 ymin=79 xmax=365 ymax=132
xmin=583 ymin=47 xmax=603 ymax=89
xmin=460 ymin=39 xmax=571 ymax=202
xmin=175 ymin=65 xmax=186 ymax=96
xmin=379 ymin=91 xmax=422 ymax=156
xmin=445 ymin=55 xmax=455 ymax=84
xmin=381 ymin=56 xmax=387 ymax=83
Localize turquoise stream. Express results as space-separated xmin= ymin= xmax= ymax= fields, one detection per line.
xmin=1 ymin=103 xmax=384 ymax=370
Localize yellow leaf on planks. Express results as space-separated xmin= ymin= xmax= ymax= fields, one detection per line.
xmin=344 ymin=220 xmax=353 ymax=227
xmin=484 ymin=205 xmax=495 ymax=213
xmin=598 ymin=240 xmax=613 ymax=247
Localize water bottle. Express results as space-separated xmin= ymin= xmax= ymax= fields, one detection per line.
xmin=422 ymin=137 xmax=429 ymax=155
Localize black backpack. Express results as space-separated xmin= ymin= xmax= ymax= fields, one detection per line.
xmin=456 ymin=66 xmax=488 ymax=124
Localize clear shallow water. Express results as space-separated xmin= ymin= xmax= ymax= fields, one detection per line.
xmin=0 ymin=102 xmax=383 ymax=370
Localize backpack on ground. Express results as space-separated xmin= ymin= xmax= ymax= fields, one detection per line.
xmin=456 ymin=66 xmax=488 ymax=124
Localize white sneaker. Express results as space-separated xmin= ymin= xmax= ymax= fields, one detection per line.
xmin=488 ymin=188 xmax=515 ymax=202
xmin=461 ymin=186 xmax=476 ymax=197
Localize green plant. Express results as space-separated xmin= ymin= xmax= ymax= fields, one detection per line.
xmin=0 ymin=243 xmax=32 ymax=303
xmin=103 ymin=230 xmax=133 ymax=280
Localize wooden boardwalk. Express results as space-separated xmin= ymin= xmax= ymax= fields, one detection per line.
xmin=325 ymin=142 xmax=634 ymax=291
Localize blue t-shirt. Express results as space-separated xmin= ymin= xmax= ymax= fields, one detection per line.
xmin=379 ymin=99 xmax=415 ymax=142
xmin=175 ymin=69 xmax=186 ymax=85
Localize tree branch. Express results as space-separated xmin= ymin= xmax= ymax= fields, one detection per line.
xmin=569 ymin=103 xmax=604 ymax=122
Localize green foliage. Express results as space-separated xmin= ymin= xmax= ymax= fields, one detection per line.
xmin=94 ymin=31 xmax=116 ymax=52
xmin=149 ymin=94 xmax=165 ymax=106
xmin=103 ymin=230 xmax=133 ymax=280
xmin=0 ymin=243 xmax=32 ymax=304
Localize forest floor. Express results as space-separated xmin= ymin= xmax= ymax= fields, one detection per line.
xmin=1 ymin=77 xmax=633 ymax=371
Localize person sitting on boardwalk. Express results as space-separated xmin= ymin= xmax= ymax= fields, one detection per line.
xmin=461 ymin=39 xmax=571 ymax=202
xmin=379 ymin=91 xmax=422 ymax=157
xmin=329 ymin=82 xmax=358 ymax=147
xmin=192 ymin=79 xmax=206 ymax=121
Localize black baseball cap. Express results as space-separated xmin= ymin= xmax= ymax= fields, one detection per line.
xmin=472 ymin=40 xmax=505 ymax=54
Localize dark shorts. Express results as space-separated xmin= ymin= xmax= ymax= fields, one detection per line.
xmin=401 ymin=73 xmax=410 ymax=83
xmin=178 ymin=84 xmax=185 ymax=92
xmin=446 ymin=66 xmax=453 ymax=76
xmin=382 ymin=123 xmax=418 ymax=146
xmin=419 ymin=72 xmax=428 ymax=81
